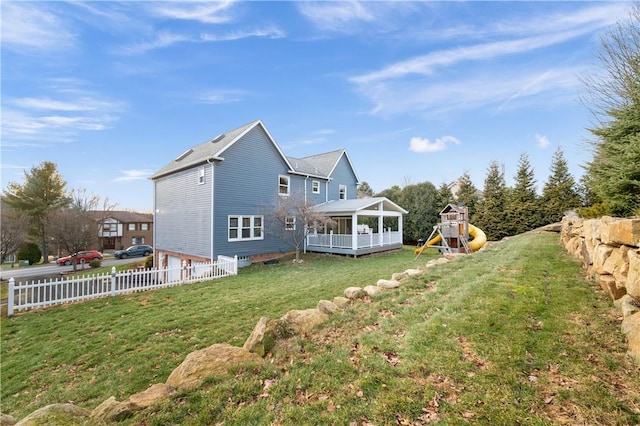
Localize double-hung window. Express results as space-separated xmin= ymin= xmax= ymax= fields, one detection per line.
xmin=198 ymin=167 xmax=205 ymax=185
xmin=279 ymin=175 xmax=290 ymax=195
xmin=339 ymin=184 xmax=347 ymax=200
xmin=285 ymin=216 xmax=296 ymax=231
xmin=228 ymin=215 xmax=263 ymax=241
xmin=312 ymin=180 xmax=320 ymax=194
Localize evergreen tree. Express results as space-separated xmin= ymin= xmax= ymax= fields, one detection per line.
xmin=474 ymin=161 xmax=509 ymax=240
xmin=399 ymin=181 xmax=439 ymax=243
xmin=507 ymin=153 xmax=541 ymax=234
xmin=435 ymin=182 xmax=455 ymax=210
xmin=587 ymin=104 xmax=640 ymax=216
xmin=581 ymin=3 xmax=640 ymax=216
xmin=357 ymin=181 xmax=374 ymax=198
xmin=541 ymin=147 xmax=581 ymax=223
xmin=455 ymin=171 xmax=480 ymax=217
xmin=2 ymin=162 xmax=70 ymax=262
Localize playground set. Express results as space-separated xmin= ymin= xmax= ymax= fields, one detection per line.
xmin=414 ymin=204 xmax=487 ymax=258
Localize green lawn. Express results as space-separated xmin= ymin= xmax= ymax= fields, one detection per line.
xmin=2 ymin=234 xmax=639 ymax=425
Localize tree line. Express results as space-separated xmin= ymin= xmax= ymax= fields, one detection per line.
xmin=358 ymin=147 xmax=580 ymax=243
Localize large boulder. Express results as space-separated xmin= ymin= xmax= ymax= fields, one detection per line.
xmin=601 ymin=217 xmax=640 ymax=247
xmin=127 ymin=383 xmax=173 ymax=411
xmin=363 ymin=285 xmax=382 ymax=296
xmin=598 ymin=274 xmax=626 ymax=301
xmin=602 ymin=246 xmax=630 ymax=284
xmin=166 ymin=344 xmax=262 ymax=391
xmin=404 ymin=268 xmax=424 ymax=277
xmin=333 ymin=296 xmax=350 ymax=308
xmin=0 ymin=413 xmax=16 ymax=426
xmin=279 ymin=309 xmax=328 ymax=335
xmin=344 ymin=287 xmax=364 ymax=299
xmin=377 ymin=279 xmax=400 ymax=289
xmin=317 ymin=300 xmax=341 ymax=315
xmin=15 ymin=403 xmax=91 ymax=426
xmin=615 ymin=294 xmax=640 ymax=318
xmin=592 ymin=244 xmax=614 ymax=275
xmin=91 ymin=397 xmax=133 ymax=423
xmin=627 ymin=250 xmax=640 ymax=299
xmin=243 ymin=317 xmax=277 ymax=357
xmin=583 ymin=219 xmax=601 ymax=254
xmin=622 ymin=312 xmax=640 ymax=365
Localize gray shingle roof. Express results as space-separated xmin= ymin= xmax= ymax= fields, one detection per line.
xmin=151 ymin=120 xmax=357 ymax=182
xmin=287 ymin=149 xmax=345 ymax=178
xmin=151 ymin=120 xmax=263 ymax=180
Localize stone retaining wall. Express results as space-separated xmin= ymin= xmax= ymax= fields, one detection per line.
xmin=560 ymin=215 xmax=640 ymax=363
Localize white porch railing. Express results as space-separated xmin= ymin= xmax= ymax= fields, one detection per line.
xmin=6 ymin=256 xmax=238 ymax=316
xmin=307 ymin=230 xmax=402 ymax=250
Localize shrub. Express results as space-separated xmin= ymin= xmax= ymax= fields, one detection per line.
xmin=144 ymin=255 xmax=153 ymax=269
xmin=89 ymin=259 xmax=102 ymax=269
xmin=17 ymin=243 xmax=42 ymax=265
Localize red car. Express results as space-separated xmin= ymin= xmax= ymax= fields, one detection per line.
xmin=57 ymin=250 xmax=103 ymax=266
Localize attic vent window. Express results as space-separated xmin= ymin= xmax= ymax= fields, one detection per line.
xmin=175 ymin=148 xmax=193 ymax=162
xmin=210 ymin=134 xmax=225 ymax=143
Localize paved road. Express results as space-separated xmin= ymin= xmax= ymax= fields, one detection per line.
xmin=1 ymin=257 xmax=138 ymax=282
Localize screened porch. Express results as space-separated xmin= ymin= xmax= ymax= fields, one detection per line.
xmin=305 ymin=197 xmax=407 ymax=257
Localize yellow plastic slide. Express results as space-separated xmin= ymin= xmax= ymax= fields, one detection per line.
xmin=467 ymin=224 xmax=487 ymax=252
xmin=414 ymin=224 xmax=487 ymax=255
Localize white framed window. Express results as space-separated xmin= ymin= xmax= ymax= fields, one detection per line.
xmin=141 ymin=223 xmax=149 ymax=231
xmin=228 ymin=215 xmax=264 ymax=241
xmin=128 ymin=223 xmax=136 ymax=231
xmin=312 ymin=180 xmax=320 ymax=194
xmin=278 ymin=175 xmax=290 ymax=195
xmin=339 ymin=184 xmax=347 ymax=200
xmin=285 ymin=216 xmax=296 ymax=231
xmin=198 ymin=167 xmax=205 ymax=185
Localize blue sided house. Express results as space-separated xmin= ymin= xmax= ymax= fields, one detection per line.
xmin=151 ymin=119 xmax=407 ymax=268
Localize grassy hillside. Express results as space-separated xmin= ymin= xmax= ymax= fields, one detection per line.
xmin=2 ymin=233 xmax=639 ymax=425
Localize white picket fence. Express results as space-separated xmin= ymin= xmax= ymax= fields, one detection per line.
xmin=6 ymin=255 xmax=238 ymax=316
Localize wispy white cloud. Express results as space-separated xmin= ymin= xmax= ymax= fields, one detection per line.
xmin=116 ymin=31 xmax=192 ymax=55
xmin=114 ymin=170 xmax=154 ymax=183
xmin=1 ymin=82 xmax=126 ymax=146
xmin=117 ymin=26 xmax=284 ymax=55
xmin=200 ymin=26 xmax=285 ymax=42
xmin=409 ymin=135 xmax=460 ymax=154
xmin=148 ymin=1 xmax=237 ymax=24
xmin=351 ymin=30 xmax=586 ymax=86
xmin=197 ymin=90 xmax=248 ymax=104
xmin=1 ymin=2 xmax=76 ymax=52
xmin=535 ymin=134 xmax=551 ymax=149
xmin=297 ymin=1 xmax=376 ymax=31
xmin=358 ymin=65 xmax=582 ymax=118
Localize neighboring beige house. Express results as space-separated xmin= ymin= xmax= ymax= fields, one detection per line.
xmin=91 ymin=211 xmax=154 ymax=251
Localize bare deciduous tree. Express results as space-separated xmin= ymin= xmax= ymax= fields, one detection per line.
xmin=265 ymin=191 xmax=335 ymax=262
xmin=49 ymin=188 xmax=116 ymax=271
xmin=0 ymin=201 xmax=29 ymax=263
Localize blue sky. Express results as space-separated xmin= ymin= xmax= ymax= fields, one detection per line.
xmin=1 ymin=1 xmax=632 ymax=212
